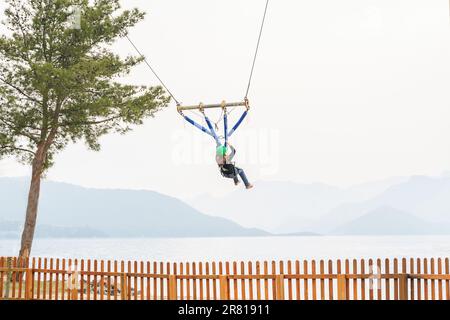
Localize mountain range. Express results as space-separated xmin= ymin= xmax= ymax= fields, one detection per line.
xmin=188 ymin=174 xmax=450 ymax=235
xmin=0 ymin=177 xmax=267 ymax=238
xmin=1 ymin=174 xmax=450 ymax=238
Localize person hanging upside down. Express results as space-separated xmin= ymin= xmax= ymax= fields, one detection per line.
xmin=216 ymin=143 xmax=253 ymax=189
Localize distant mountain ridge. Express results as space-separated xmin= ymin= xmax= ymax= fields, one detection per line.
xmin=2 ymin=175 xmax=450 ymax=238
xmin=0 ymin=177 xmax=268 ymax=238
xmin=331 ymin=206 xmax=448 ymax=235
xmin=189 ymin=175 xmax=450 ymax=235
xmin=314 ymin=175 xmax=450 ymax=233
xmin=0 ymin=219 xmax=106 ymax=238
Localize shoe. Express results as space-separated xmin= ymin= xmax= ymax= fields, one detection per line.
xmin=246 ymin=184 xmax=254 ymax=190
xmin=234 ymin=180 xmax=240 ymax=186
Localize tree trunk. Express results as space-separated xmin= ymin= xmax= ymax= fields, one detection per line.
xmin=18 ymin=149 xmax=45 ymax=260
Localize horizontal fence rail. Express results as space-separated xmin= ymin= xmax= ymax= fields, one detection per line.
xmin=0 ymin=257 xmax=449 ymax=300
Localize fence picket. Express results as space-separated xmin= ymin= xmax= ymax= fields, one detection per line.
xmin=18 ymin=257 xmax=24 ymax=299
xmin=205 ymin=262 xmax=210 ymax=300
xmin=179 ymin=263 xmax=184 ymax=300
xmin=385 ymin=259 xmax=390 ymax=300
xmin=328 ymin=260 xmax=334 ymax=300
xmin=86 ymin=260 xmax=91 ymax=301
xmin=345 ymin=259 xmax=350 ymax=300
xmin=351 ymin=259 xmax=357 ymax=300
xmin=263 ymin=261 xmax=269 ymax=300
xmin=445 ymin=258 xmax=449 ymax=300
xmin=368 ymin=258 xmax=374 ymax=300
xmin=287 ymin=261 xmax=292 ymax=300
xmin=185 ymin=262 xmax=190 ymax=301
xmin=160 ymin=262 xmax=165 ymax=300
xmin=212 ymin=262 xmax=217 ymax=300
xmin=0 ymin=257 xmax=4 ymax=298
xmin=360 ymin=259 xmax=365 ymax=300
xmin=424 ymin=258 xmax=429 ymax=300
xmin=393 ymin=258 xmax=398 ymax=300
xmin=409 ymin=258 xmax=414 ymax=300
xmin=114 ymin=261 xmax=119 ymax=300
xmin=303 ymin=260 xmax=309 ymax=301
xmin=430 ymin=258 xmax=435 ymax=300
xmin=311 ymin=260 xmax=317 ymax=300
xmin=37 ymin=258 xmax=42 ymax=300
xmin=417 ymin=258 xmax=422 ymax=300
xmin=377 ymin=259 xmax=383 ymax=300
xmin=108 ymin=260 xmax=112 ymax=301
xmin=232 ymin=262 xmax=238 ymax=299
xmin=437 ymin=258 xmax=443 ymax=300
xmin=318 ymin=260 xmax=324 ymax=300
xmin=192 ymin=262 xmax=197 ymax=300
xmin=153 ymin=261 xmax=160 ymax=300
xmin=11 ymin=257 xmax=17 ymax=299
xmin=248 ymin=262 xmax=254 ymax=300
xmin=199 ymin=262 xmax=204 ymax=300
xmin=271 ymin=261 xmax=276 ymax=300
xmin=80 ymin=259 xmax=84 ymax=301
xmin=42 ymin=258 xmax=48 ymax=300
xmin=100 ymin=260 xmax=105 ymax=301
xmin=107 ymin=260 xmax=112 ymax=301
xmin=241 ymin=261 xmax=246 ymax=300
xmin=256 ymin=261 xmax=262 ymax=300
xmin=295 ymin=261 xmax=301 ymax=300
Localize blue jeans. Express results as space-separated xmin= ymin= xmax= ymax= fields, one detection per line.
xmin=234 ymin=167 xmax=251 ymax=187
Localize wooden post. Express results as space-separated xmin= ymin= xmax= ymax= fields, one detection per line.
xmin=398 ymin=274 xmax=409 ymax=300
xmin=4 ymin=257 xmax=12 ymax=299
xmin=275 ymin=275 xmax=285 ymax=300
xmin=69 ymin=269 xmax=79 ymax=300
xmin=25 ymin=269 xmax=33 ymax=300
xmin=70 ymin=288 xmax=78 ymax=300
xmin=121 ymin=273 xmax=128 ymax=300
xmin=337 ymin=275 xmax=347 ymax=300
xmin=219 ymin=276 xmax=229 ymax=300
xmin=168 ymin=275 xmax=177 ymax=300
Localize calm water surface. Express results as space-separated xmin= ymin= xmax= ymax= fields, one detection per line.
xmin=1 ymin=236 xmax=449 ymax=261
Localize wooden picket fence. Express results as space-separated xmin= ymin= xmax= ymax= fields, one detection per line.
xmin=1 ymin=256 xmax=449 ymax=300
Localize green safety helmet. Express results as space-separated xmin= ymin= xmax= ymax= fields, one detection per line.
xmin=216 ymin=145 xmax=227 ymax=156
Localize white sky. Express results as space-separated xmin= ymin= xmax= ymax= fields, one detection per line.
xmin=1 ymin=0 xmax=450 ymax=199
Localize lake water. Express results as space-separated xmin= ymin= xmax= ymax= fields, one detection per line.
xmin=1 ymin=236 xmax=449 ymax=262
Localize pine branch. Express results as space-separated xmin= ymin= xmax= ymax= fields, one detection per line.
xmin=0 ymin=118 xmax=41 ymax=143
xmin=0 ymin=145 xmax=35 ymax=155
xmin=0 ymin=77 xmax=42 ymax=106
xmin=61 ymin=115 xmax=122 ymax=127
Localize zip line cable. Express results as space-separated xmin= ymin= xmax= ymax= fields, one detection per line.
xmin=245 ymin=0 xmax=270 ymax=99
xmin=125 ymin=0 xmax=270 ymax=105
xmin=125 ymin=34 xmax=181 ymax=105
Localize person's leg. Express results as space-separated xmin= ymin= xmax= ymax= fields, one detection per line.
xmin=235 ymin=167 xmax=252 ymax=189
xmin=230 ymin=167 xmax=240 ymax=185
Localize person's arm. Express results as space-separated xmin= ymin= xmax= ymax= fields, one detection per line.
xmin=227 ymin=144 xmax=236 ymax=160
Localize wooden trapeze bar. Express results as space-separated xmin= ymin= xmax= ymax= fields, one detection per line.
xmin=177 ymin=100 xmax=249 ymax=112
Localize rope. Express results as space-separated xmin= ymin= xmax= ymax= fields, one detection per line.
xmin=125 ymin=34 xmax=181 ymax=105
xmin=214 ymin=108 xmax=225 ymax=130
xmin=126 ymin=1 xmax=270 ymax=106
xmin=187 ymin=109 xmax=205 ymax=122
xmin=245 ymin=0 xmax=270 ymax=99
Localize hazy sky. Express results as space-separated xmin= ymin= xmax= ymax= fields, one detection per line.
xmin=0 ymin=0 xmax=449 ymax=199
